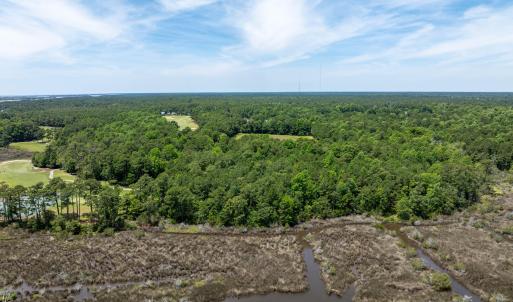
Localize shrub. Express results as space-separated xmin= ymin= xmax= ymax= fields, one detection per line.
xmin=102 ymin=228 xmax=115 ymax=237
xmin=65 ymin=220 xmax=82 ymax=235
xmin=79 ymin=224 xmax=94 ymax=236
xmin=451 ymin=262 xmax=466 ymax=273
xmin=51 ymin=215 xmax=66 ymax=233
xmin=472 ymin=220 xmax=486 ymax=229
xmin=409 ymin=229 xmax=424 ymax=241
xmin=428 ymin=272 xmax=451 ymax=291
xmin=477 ymin=197 xmax=496 ymax=214
xmin=405 ymin=247 xmax=417 ymax=258
xmin=490 ymin=293 xmax=508 ymax=302
xmin=423 ymin=238 xmax=438 ymax=250
xmin=501 ymin=225 xmax=513 ymax=235
xmin=452 ymin=295 xmax=472 ymax=302
xmin=411 ymin=258 xmax=425 ymax=271
xmin=322 ymin=262 xmax=336 ymax=276
xmin=134 ymin=229 xmax=145 ymax=239
xmin=1 ymin=292 xmax=17 ymax=302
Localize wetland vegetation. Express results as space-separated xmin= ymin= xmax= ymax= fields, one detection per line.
xmin=1 ymin=93 xmax=513 ymax=301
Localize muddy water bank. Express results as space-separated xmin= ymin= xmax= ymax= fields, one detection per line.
xmin=407 ymin=222 xmax=513 ymax=301
xmin=384 ymin=223 xmax=481 ymax=302
xmin=225 ymin=248 xmax=352 ymax=302
xmin=1 ymin=216 xmax=497 ymax=302
xmin=306 ymin=224 xmax=455 ymax=301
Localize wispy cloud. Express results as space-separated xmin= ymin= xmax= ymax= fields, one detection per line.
xmin=223 ymin=0 xmax=391 ymax=67
xmin=158 ymin=0 xmax=218 ymax=13
xmin=0 ymin=0 xmax=129 ymax=60
xmin=339 ymin=3 xmax=513 ymax=67
xmin=1 ymin=0 xmax=512 ymax=94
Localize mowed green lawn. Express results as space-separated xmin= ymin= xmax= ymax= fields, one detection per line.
xmin=0 ymin=160 xmax=50 ymax=186
xmin=53 ymin=169 xmax=76 ymax=183
xmin=0 ymin=160 xmax=75 ymax=187
xmin=163 ymin=115 xmax=199 ymax=131
xmin=235 ymin=133 xmax=315 ymax=141
xmin=9 ymin=141 xmax=48 ymax=153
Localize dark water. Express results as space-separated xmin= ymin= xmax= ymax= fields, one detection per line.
xmin=225 ymin=248 xmax=353 ymax=302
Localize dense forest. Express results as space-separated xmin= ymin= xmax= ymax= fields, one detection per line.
xmin=1 ymin=93 xmax=513 ymax=231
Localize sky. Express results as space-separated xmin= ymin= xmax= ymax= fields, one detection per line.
xmin=1 ymin=0 xmax=513 ymax=95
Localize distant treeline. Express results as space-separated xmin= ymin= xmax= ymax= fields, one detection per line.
xmin=1 ymin=94 xmax=513 ymax=227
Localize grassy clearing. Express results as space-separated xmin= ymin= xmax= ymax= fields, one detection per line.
xmin=235 ymin=133 xmax=315 ymax=141
xmin=53 ymin=169 xmax=76 ymax=182
xmin=163 ymin=115 xmax=199 ymax=131
xmin=0 ymin=160 xmax=50 ymax=186
xmin=39 ymin=126 xmax=60 ymax=131
xmin=48 ymin=202 xmax=91 ymax=216
xmin=9 ymin=141 xmax=48 ymax=153
xmin=164 ymin=225 xmax=201 ymax=234
xmin=0 ymin=160 xmax=74 ymax=187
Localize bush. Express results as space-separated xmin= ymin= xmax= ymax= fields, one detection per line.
xmin=451 ymin=295 xmax=471 ymax=302
xmin=411 ymin=258 xmax=426 ymax=271
xmin=472 ymin=220 xmax=486 ymax=229
xmin=1 ymin=292 xmax=17 ymax=302
xmin=477 ymin=197 xmax=496 ymax=214
xmin=405 ymin=247 xmax=417 ymax=258
xmin=428 ymin=272 xmax=451 ymax=291
xmin=134 ymin=229 xmax=145 ymax=239
xmin=501 ymin=225 xmax=513 ymax=235
xmin=451 ymin=262 xmax=466 ymax=273
xmin=79 ymin=224 xmax=94 ymax=236
xmin=490 ymin=293 xmax=508 ymax=302
xmin=65 ymin=220 xmax=82 ymax=235
xmin=102 ymin=227 xmax=115 ymax=237
xmin=409 ymin=229 xmax=424 ymax=241
xmin=51 ymin=215 xmax=66 ymax=233
xmin=423 ymin=238 xmax=438 ymax=250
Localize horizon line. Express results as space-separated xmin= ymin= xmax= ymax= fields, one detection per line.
xmin=2 ymin=91 xmax=513 ymax=98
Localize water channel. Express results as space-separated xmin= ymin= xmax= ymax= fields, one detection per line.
xmin=1 ymin=223 xmax=481 ymax=302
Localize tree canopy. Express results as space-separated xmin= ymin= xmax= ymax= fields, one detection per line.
xmin=1 ymin=93 xmax=512 ymax=228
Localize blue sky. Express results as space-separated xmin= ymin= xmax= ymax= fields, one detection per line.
xmin=1 ymin=0 xmax=513 ymax=94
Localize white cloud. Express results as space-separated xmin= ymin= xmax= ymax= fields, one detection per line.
xmin=337 ymin=3 xmax=513 ymax=67
xmin=0 ymin=25 xmax=64 ymax=59
xmin=159 ymin=0 xmax=217 ymax=13
xmin=0 ymin=0 xmax=127 ymax=60
xmin=416 ymin=5 xmax=513 ymax=59
xmin=226 ymin=0 xmax=389 ymax=67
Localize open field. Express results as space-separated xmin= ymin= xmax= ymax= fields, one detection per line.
xmin=40 ymin=126 xmax=60 ymax=131
xmin=0 ymin=160 xmax=74 ymax=187
xmin=234 ymin=133 xmax=315 ymax=141
xmin=0 ymin=160 xmax=50 ymax=186
xmin=53 ymin=169 xmax=76 ymax=182
xmin=9 ymin=141 xmax=48 ymax=153
xmin=163 ymin=115 xmax=199 ymax=131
